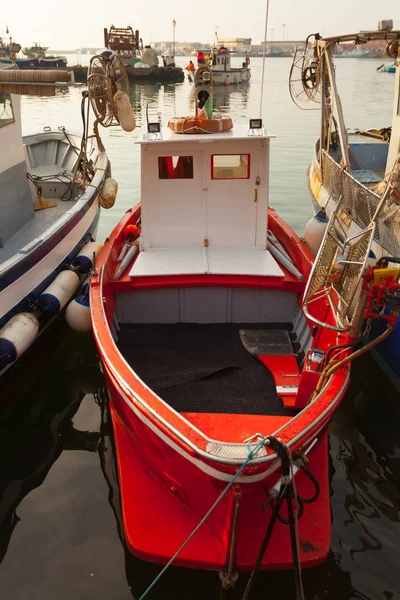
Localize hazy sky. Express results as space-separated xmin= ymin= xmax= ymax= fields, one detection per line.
xmin=2 ymin=0 xmax=398 ymax=49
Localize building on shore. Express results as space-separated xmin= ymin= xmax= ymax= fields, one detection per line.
xmin=217 ymin=38 xmax=252 ymax=53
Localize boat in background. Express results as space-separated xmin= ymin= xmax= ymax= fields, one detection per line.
xmin=290 ymin=21 xmax=400 ymax=389
xmin=89 ymin=63 xmax=399 ymax=595
xmin=104 ymin=25 xmax=184 ymax=83
xmin=0 ymin=53 xmax=136 ymax=379
xmin=377 ymin=62 xmax=397 ymax=73
xmin=210 ymin=45 xmax=251 ymax=85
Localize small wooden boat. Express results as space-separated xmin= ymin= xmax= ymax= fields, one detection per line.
xmin=90 ymin=65 xmax=399 ymax=593
xmin=0 ymin=54 xmax=135 ymax=379
xmin=290 ymin=21 xmax=400 ymax=389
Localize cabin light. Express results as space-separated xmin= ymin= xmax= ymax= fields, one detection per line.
xmin=249 ymin=118 xmax=262 ymax=129
xmin=248 ymin=118 xmax=264 ymax=136
xmin=148 ymin=122 xmax=161 ymax=134
xmin=147 ymin=122 xmax=162 ymax=140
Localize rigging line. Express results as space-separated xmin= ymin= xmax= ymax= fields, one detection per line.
xmin=259 ymin=0 xmax=270 ymax=118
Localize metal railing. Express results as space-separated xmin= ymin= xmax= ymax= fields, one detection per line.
xmin=321 ymin=150 xmax=400 ymax=258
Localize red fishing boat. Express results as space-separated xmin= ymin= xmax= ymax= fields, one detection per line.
xmin=90 ymin=65 xmax=400 ymax=594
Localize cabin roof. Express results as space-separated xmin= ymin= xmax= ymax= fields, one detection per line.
xmin=138 ymin=124 xmax=275 ymax=145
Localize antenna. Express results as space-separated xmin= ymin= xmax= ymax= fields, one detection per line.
xmin=259 ymin=0 xmax=270 ymax=119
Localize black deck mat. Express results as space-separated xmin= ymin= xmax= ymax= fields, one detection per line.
xmin=117 ymin=324 xmax=295 ymax=416
xmin=239 ymin=329 xmax=293 ymax=356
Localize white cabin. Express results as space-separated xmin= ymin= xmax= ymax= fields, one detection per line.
xmin=0 ymin=91 xmax=33 ymax=245
xmin=130 ymin=125 xmax=284 ymax=279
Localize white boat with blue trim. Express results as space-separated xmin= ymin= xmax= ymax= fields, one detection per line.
xmin=0 ymin=54 xmax=135 ymax=379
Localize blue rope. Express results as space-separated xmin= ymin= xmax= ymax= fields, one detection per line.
xmin=138 ymin=437 xmax=268 ymax=600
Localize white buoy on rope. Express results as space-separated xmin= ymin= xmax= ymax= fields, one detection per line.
xmin=114 ymin=90 xmax=136 ymax=132
xmin=0 ymin=313 xmax=39 ymax=369
xmin=99 ymin=178 xmax=118 ymax=209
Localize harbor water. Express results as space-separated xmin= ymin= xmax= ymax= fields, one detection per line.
xmin=1 ymin=56 xmax=399 ymax=599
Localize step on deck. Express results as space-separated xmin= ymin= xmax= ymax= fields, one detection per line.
xmin=239 ymin=329 xmax=300 ymax=408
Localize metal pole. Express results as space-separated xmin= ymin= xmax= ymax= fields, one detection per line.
xmin=172 ymin=19 xmax=176 ymax=59
xmin=324 ymin=46 xmax=351 ymax=169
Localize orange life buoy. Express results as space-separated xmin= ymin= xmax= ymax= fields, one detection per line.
xmin=168 ymin=115 xmax=233 ymax=134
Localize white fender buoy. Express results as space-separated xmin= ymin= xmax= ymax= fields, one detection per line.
xmin=0 ymin=312 xmax=39 ymax=369
xmin=65 ymin=294 xmax=91 ymax=332
xmin=73 ymin=241 xmax=102 ymax=273
xmin=304 ymin=210 xmax=329 ymax=257
xmin=113 ymin=243 xmax=139 ymax=281
xmin=99 ymin=177 xmax=118 ymax=209
xmin=37 ymin=270 xmax=80 ymax=315
xmin=114 ymin=90 xmax=136 ymax=132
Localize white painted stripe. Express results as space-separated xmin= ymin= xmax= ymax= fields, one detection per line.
xmin=276 ymin=385 xmax=298 ymax=395
xmin=106 ymin=363 xmax=281 ymax=483
xmin=0 ymin=200 xmax=99 ymax=319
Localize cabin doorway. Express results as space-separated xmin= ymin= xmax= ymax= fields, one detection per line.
xmin=206 ymin=152 xmax=259 ymax=247
xmin=142 ymin=150 xmax=204 ymax=248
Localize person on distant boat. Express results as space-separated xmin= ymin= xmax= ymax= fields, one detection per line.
xmin=185 ymin=60 xmax=195 ymax=71
xmin=197 ymin=51 xmax=205 ymax=64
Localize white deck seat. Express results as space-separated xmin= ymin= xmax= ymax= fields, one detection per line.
xmin=129 ymin=247 xmax=284 ymax=278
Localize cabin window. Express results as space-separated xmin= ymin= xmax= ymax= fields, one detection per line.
xmin=211 ymin=154 xmax=250 ymax=179
xmin=0 ymin=92 xmax=14 ymax=128
xmin=158 ymin=156 xmax=194 ymax=179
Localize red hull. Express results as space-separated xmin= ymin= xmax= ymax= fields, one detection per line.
xmin=91 ymin=206 xmax=351 ymax=572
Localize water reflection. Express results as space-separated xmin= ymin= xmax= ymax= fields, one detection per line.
xmin=329 ymin=355 xmax=400 ymax=599
xmin=212 ymin=84 xmax=250 ymax=114
xmin=0 ymin=334 xmax=102 ymax=567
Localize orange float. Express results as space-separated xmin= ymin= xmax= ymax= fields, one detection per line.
xmin=168 ymin=115 xmax=233 ymax=134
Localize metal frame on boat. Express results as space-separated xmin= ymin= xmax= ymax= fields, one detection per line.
xmin=290 ymin=21 xmax=400 ymax=387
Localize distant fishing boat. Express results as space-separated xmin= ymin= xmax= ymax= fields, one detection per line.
xmin=377 ymin=63 xmax=396 ymax=73
xmin=0 ymin=53 xmax=136 ymax=379
xmin=104 ymin=24 xmax=184 ymax=82
xmin=210 ymin=45 xmax=251 ymax=85
xmin=290 ymin=20 xmax=400 ymax=388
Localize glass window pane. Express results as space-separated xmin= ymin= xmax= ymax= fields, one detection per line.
xmin=158 ymin=156 xmax=194 ymax=179
xmin=0 ymin=92 xmax=14 ymax=127
xmin=212 ymin=154 xmax=250 ymax=179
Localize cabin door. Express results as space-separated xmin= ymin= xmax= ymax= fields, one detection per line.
xmin=142 ymin=150 xmax=204 ymax=249
xmin=205 ymin=150 xmax=263 ymax=247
